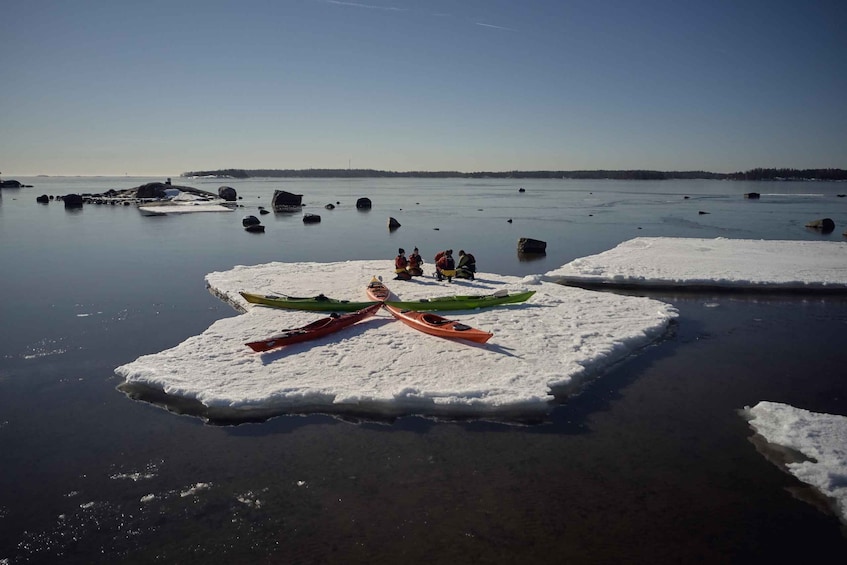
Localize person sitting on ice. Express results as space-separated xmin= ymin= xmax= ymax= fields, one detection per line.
xmin=394 ymin=248 xmax=411 ymax=280
xmin=455 ymin=250 xmax=476 ymax=280
xmin=407 ymin=247 xmax=424 ymax=276
xmin=435 ymin=249 xmax=456 ymax=282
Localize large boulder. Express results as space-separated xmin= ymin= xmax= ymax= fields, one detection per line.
xmin=272 ymin=190 xmax=303 ymax=211
xmin=136 ymin=182 xmax=168 ymax=199
xmin=63 ymin=194 xmax=84 ymax=208
xmin=242 ymin=215 xmax=261 ymax=227
xmin=218 ymin=186 xmax=237 ymax=201
xmin=303 ymin=213 xmax=321 ymax=224
xmin=388 ymin=217 xmax=401 ymax=230
xmin=36 ymin=194 xmax=49 ymax=204
xmin=518 ymin=237 xmax=547 ymax=253
xmin=356 ymin=197 xmax=372 ymax=209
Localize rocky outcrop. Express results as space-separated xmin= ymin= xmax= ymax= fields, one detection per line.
xmin=218 ymin=186 xmax=237 ymax=201
xmin=242 ymin=215 xmax=261 ymax=227
xmin=303 ymin=213 xmax=321 ymax=224
xmin=356 ymin=197 xmax=372 ymax=209
xmin=272 ymin=190 xmax=303 ymax=211
xmin=388 ymin=217 xmax=401 ymax=230
xmin=63 ymin=194 xmax=84 ymax=208
xmin=36 ymin=194 xmax=49 ymax=203
xmin=136 ymin=182 xmax=169 ymax=199
xmin=518 ymin=237 xmax=547 ymax=253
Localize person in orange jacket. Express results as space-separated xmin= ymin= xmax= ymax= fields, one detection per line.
xmin=434 ymin=249 xmax=456 ymax=282
xmin=407 ymin=247 xmax=424 ymax=276
xmin=394 ymin=248 xmax=411 ymax=280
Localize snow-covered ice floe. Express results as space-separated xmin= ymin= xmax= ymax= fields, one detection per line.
xmin=115 ymin=260 xmax=678 ymax=423
xmin=744 ymin=401 xmax=847 ymax=525
xmin=546 ymin=237 xmax=847 ymax=292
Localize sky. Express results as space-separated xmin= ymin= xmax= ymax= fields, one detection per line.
xmin=115 ymin=239 xmax=847 ymax=523
xmin=2 ymin=0 xmax=846 ymax=176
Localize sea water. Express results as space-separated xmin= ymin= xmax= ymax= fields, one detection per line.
xmin=1 ymin=176 xmax=846 ymax=562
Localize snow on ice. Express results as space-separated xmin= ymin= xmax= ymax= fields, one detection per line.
xmin=744 ymin=402 xmax=847 ymax=525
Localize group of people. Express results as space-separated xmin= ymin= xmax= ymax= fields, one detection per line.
xmin=394 ymin=247 xmax=476 ymax=282
xmin=394 ymin=247 xmax=425 ymax=280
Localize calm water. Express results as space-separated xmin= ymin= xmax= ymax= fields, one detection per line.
xmin=1 ymin=177 xmax=846 ymax=563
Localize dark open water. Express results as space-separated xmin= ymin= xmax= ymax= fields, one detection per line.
xmin=1 ymin=177 xmax=846 ymax=563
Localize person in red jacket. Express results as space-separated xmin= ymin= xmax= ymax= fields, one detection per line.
xmin=407 ymin=247 xmax=424 ymax=276
xmin=394 ymin=248 xmax=411 ymax=280
xmin=435 ymin=249 xmax=456 ymax=282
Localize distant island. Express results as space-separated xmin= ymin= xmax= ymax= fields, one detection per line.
xmin=181 ymin=168 xmax=847 ymax=181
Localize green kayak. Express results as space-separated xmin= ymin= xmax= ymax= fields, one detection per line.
xmin=240 ymin=291 xmax=380 ymax=312
xmin=385 ymin=289 xmax=535 ymax=311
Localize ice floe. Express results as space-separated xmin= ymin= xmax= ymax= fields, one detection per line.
xmin=546 ymin=237 xmax=847 ymax=291
xmin=115 ymin=259 xmax=678 ymax=421
xmin=744 ymin=401 xmax=847 ymax=525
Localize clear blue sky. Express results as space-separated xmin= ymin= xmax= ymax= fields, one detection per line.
xmin=2 ymin=0 xmax=845 ymax=175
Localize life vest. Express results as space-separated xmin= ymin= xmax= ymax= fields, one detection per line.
xmin=395 ymin=255 xmax=408 ymax=273
xmin=436 ymin=255 xmax=455 ymax=271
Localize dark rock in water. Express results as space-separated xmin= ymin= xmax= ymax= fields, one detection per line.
xmin=259 ymin=209 xmax=270 ymax=215
xmin=218 ymin=186 xmax=237 ymax=201
xmin=36 ymin=194 xmax=49 ymax=204
xmin=806 ymin=218 xmax=835 ymax=233
xmin=136 ymin=182 xmax=169 ymax=199
xmin=507 ymin=218 xmax=513 ymax=223
xmin=1 ymin=179 xmax=25 ymax=188
xmin=303 ymin=213 xmax=321 ymax=224
xmin=242 ymin=215 xmax=261 ymax=227
xmin=698 ymin=211 xmax=709 ymax=215
xmin=388 ymin=217 xmax=401 ymax=230
xmin=518 ymin=187 xmax=526 ymax=193
xmin=325 ymin=203 xmax=336 ymax=210
xmin=272 ymin=190 xmax=303 ymax=211
xmin=517 ymin=237 xmax=547 ymax=253
xmin=244 ymin=224 xmax=265 ymax=233
xmin=744 ymin=192 xmax=761 ymax=199
xmin=356 ymin=197 xmax=372 ymax=209
xmin=63 ymin=194 xmax=84 ymax=208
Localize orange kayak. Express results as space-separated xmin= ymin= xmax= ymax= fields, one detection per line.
xmin=366 ymin=276 xmax=392 ymax=301
xmin=383 ymin=304 xmax=493 ymax=343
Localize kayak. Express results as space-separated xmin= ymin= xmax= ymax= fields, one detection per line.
xmin=382 ymin=304 xmax=493 ymax=344
xmin=365 ymin=276 xmax=392 ymax=301
xmin=385 ymin=289 xmax=536 ymax=311
xmin=240 ymin=291 xmax=380 ymax=312
xmin=245 ymin=302 xmax=382 ymax=352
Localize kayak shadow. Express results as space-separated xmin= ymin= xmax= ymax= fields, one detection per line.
xmin=481 ymin=342 xmax=520 ymax=357
xmin=258 ymin=317 xmax=394 ymax=364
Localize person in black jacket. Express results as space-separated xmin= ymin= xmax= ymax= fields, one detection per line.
xmin=456 ymin=250 xmax=476 ymax=280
